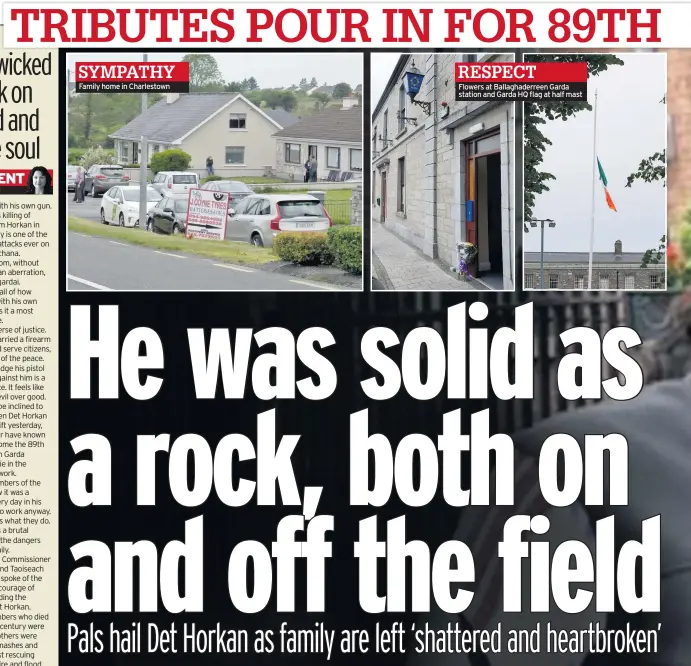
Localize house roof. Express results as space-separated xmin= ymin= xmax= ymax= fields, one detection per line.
xmin=272 ymin=106 xmax=362 ymax=143
xmin=524 ymin=251 xmax=657 ymax=264
xmin=109 ymin=93 xmax=297 ymax=144
xmin=265 ymin=108 xmax=299 ymax=128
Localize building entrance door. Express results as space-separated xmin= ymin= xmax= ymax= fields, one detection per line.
xmin=465 ymin=131 xmax=502 ymax=280
xmin=380 ymin=171 xmax=387 ymax=223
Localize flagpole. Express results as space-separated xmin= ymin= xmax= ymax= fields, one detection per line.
xmin=588 ymin=89 xmax=598 ymax=289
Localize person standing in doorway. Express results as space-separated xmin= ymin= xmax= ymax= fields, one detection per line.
xmin=206 ymin=156 xmax=214 ymax=176
xmin=303 ymin=159 xmax=310 ymax=183
xmin=309 ymin=155 xmax=318 ymax=182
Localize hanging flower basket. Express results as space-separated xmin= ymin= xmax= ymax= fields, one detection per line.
xmin=456 ymin=242 xmax=478 ymax=281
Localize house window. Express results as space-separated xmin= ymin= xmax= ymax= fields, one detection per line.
xmin=349 ymin=149 xmax=362 ymax=171
xmin=383 ymin=111 xmax=388 ymax=142
xmin=599 ymin=275 xmax=610 ymax=289
xmin=373 ymin=127 xmax=377 ymax=153
xmin=284 ymin=143 xmax=301 ymax=164
xmin=398 ymin=85 xmax=406 ymax=132
xmin=574 ymin=275 xmax=585 ymax=289
xmin=625 ymin=274 xmax=635 ymax=289
xmin=397 ymin=157 xmax=405 ymax=213
xmin=225 ymin=146 xmax=245 ymax=164
xmin=650 ymin=274 xmax=660 ymax=289
xmin=525 ymin=273 xmax=535 ymax=289
xmin=549 ymin=274 xmax=558 ymax=289
xmin=326 ymin=147 xmax=341 ymax=169
xmin=229 ymin=114 xmax=247 ymax=130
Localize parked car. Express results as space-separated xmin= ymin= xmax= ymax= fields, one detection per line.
xmin=67 ymin=165 xmax=78 ymax=192
xmin=200 ymin=180 xmax=254 ymax=210
xmin=148 ymin=195 xmax=189 ymax=235
xmin=85 ymin=164 xmax=130 ymax=197
xmin=100 ymin=186 xmax=162 ymax=227
xmin=151 ymin=171 xmax=199 ymax=197
xmin=227 ymin=194 xmax=332 ymax=247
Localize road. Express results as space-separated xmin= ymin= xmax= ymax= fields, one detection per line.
xmin=67 ymin=233 xmax=344 ymax=291
xmin=67 ymin=191 xmax=348 ymax=291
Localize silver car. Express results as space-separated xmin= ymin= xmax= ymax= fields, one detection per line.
xmin=227 ymin=194 xmax=332 ymax=247
xmin=67 ymin=165 xmax=78 ymax=191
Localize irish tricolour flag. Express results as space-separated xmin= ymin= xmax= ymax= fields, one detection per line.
xmin=597 ymin=158 xmax=617 ymax=212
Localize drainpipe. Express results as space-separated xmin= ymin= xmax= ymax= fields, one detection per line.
xmin=432 ymin=54 xmax=439 ymax=258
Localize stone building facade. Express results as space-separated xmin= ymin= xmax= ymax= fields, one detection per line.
xmin=371 ymin=53 xmax=515 ymax=290
xmin=524 ymin=240 xmax=666 ymax=290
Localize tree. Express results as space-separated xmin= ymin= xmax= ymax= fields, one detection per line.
xmin=262 ymin=90 xmax=297 ymax=112
xmin=524 ymin=54 xmax=624 ymax=231
xmin=641 ymin=235 xmax=666 ymax=268
xmin=247 ymin=76 xmax=258 ymax=90
xmin=332 ymin=82 xmax=352 ymax=99
xmin=182 ymin=54 xmax=225 ymax=91
xmin=149 ymin=148 xmax=192 ymax=174
xmin=299 ymin=77 xmax=309 ymax=91
xmin=627 ymin=96 xmax=666 ymax=189
xmin=309 ymin=77 xmax=318 ymax=88
xmin=80 ymin=146 xmax=117 ymax=169
xmin=311 ymin=92 xmax=330 ymax=110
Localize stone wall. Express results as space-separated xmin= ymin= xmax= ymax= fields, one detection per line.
xmin=351 ymin=184 xmax=362 ymax=225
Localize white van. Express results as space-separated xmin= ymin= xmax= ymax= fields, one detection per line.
xmin=151 ymin=171 xmax=199 ymax=197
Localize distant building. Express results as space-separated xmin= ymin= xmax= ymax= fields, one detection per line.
xmin=524 ymin=240 xmax=666 ymax=290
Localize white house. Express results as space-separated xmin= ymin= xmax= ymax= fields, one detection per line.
xmin=272 ymin=99 xmax=363 ymax=181
xmin=110 ymin=92 xmax=298 ymax=177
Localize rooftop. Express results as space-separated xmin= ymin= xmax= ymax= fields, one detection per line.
xmin=272 ymin=105 xmax=362 ymax=143
xmin=110 ymin=93 xmax=299 ymax=143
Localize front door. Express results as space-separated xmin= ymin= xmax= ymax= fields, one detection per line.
xmin=464 ymin=131 xmax=502 ymax=277
xmin=380 ymin=171 xmax=387 ymax=223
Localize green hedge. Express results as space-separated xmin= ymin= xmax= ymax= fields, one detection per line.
xmin=201 ymin=175 xmax=224 ymax=184
xmin=327 ymin=226 xmax=362 ymax=273
xmin=274 ymin=232 xmax=333 ymax=265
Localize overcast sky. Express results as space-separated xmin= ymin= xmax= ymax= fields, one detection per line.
xmin=525 ymin=53 xmax=666 ymax=253
xmin=371 ymin=53 xmax=403 ymax=109
xmin=67 ymin=52 xmax=362 ymax=89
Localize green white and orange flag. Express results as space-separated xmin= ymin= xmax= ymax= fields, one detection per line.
xmin=597 ymin=157 xmax=617 ymax=212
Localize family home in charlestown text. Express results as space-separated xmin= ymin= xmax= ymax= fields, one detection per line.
xmin=372 ymin=53 xmax=515 ymax=290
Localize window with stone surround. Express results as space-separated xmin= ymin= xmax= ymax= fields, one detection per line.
xmin=383 ymin=111 xmax=388 ymax=142
xmin=525 ymin=273 xmax=535 ymax=289
xmin=397 ymin=157 xmax=405 ymax=213
xmin=549 ymin=274 xmax=558 ymax=289
xmin=284 ymin=143 xmax=301 ymax=164
xmin=599 ymin=274 xmax=610 ymax=289
xmin=625 ymin=274 xmax=635 ymax=289
xmin=398 ymin=85 xmax=406 ymax=132
xmin=574 ymin=275 xmax=586 ymax=289
xmin=650 ymin=274 xmax=661 ymax=289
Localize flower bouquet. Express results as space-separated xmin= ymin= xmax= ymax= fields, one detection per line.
xmin=456 ymin=241 xmax=478 ymax=281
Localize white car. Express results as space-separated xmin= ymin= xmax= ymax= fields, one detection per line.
xmin=100 ymin=186 xmax=163 ymax=227
xmin=150 ymin=171 xmax=199 ymax=197
xmin=227 ymin=194 xmax=332 ymax=247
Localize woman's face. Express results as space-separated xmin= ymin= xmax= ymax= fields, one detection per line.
xmin=33 ymin=171 xmax=46 ymax=189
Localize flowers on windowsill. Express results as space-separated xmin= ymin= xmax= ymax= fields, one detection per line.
xmin=456 ymin=242 xmax=478 ymax=281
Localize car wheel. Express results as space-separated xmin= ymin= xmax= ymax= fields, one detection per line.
xmin=251 ymin=234 xmax=264 ymax=247
xmin=172 ymin=224 xmax=180 ymax=235
xmin=119 ymin=213 xmax=125 ymax=227
xmin=100 ymin=208 xmax=107 ymax=225
xmin=91 ymin=184 xmax=97 ymax=198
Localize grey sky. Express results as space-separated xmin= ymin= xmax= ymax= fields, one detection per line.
xmin=371 ymin=53 xmax=402 ymax=110
xmin=526 ymin=53 xmax=666 ymax=253
xmin=67 ymin=52 xmax=362 ymax=90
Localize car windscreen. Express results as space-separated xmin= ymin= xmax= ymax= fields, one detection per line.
xmin=278 ymin=200 xmax=326 ymax=218
xmin=174 ymin=199 xmax=189 ymax=213
xmin=123 ymin=189 xmax=161 ymax=202
xmin=217 ymin=182 xmax=252 ymax=193
xmin=172 ymin=175 xmax=197 ymax=184
xmin=101 ymin=167 xmax=124 ymax=176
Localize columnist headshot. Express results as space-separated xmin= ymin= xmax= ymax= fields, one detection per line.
xmin=26 ymin=166 xmax=52 ymax=195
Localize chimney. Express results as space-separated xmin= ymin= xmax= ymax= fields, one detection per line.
xmin=614 ymin=239 xmax=622 ymax=258
xmin=166 ymin=93 xmax=180 ymax=104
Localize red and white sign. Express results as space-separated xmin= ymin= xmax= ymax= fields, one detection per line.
xmin=75 ymin=62 xmax=189 ymax=82
xmin=455 ymin=62 xmax=587 ymax=83
xmin=185 ymin=189 xmax=229 ymax=241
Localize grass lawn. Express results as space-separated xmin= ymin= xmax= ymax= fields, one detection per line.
xmin=251 ymin=188 xmax=353 ymax=224
xmin=201 ymin=176 xmax=288 ymax=185
xmin=68 ymin=217 xmax=276 ymax=265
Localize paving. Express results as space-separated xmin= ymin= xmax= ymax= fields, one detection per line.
xmin=371 ymin=222 xmax=481 ymax=291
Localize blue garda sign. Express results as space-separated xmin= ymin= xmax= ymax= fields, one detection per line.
xmin=466 ymin=200 xmax=474 ymax=223
xmin=404 ymin=71 xmax=423 ymax=96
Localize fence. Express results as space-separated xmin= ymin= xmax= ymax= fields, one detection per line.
xmin=324 ymin=200 xmax=352 ymax=225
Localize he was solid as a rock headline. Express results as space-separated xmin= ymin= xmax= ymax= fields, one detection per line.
xmin=456 ymin=61 xmax=587 ymax=102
